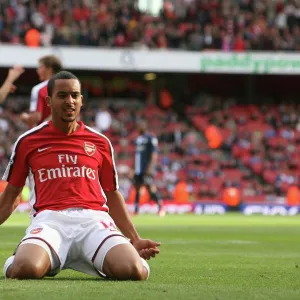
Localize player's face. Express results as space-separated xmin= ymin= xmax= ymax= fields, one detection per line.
xmin=36 ymin=63 xmax=52 ymax=81
xmin=48 ymin=79 xmax=82 ymax=123
xmin=138 ymin=122 xmax=147 ymax=134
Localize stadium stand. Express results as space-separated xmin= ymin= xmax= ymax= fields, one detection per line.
xmin=0 ymin=0 xmax=299 ymax=206
xmin=88 ymin=99 xmax=242 ymax=202
xmin=1 ymin=92 xmax=299 ymax=204
xmin=186 ymin=95 xmax=300 ymax=202
xmin=1 ymin=0 xmax=300 ymax=51
xmin=0 ymin=97 xmax=28 ymax=176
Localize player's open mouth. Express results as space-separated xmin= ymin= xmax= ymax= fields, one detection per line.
xmin=65 ymin=109 xmax=75 ymax=112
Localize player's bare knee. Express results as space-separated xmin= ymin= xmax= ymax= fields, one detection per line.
xmin=129 ymin=261 xmax=147 ymax=281
xmin=104 ymin=259 xmax=146 ymax=281
xmin=9 ymin=260 xmax=47 ymax=279
xmin=115 ymin=259 xmax=146 ymax=281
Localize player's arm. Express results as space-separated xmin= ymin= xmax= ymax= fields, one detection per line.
xmin=0 ymin=183 xmax=23 ymax=225
xmin=106 ymin=190 xmax=140 ymax=241
xmin=0 ymin=65 xmax=24 ymax=104
xmin=1 ymin=136 xmax=29 ymax=224
xmin=145 ymin=152 xmax=158 ymax=175
xmin=20 ymin=111 xmax=42 ymax=126
xmin=21 ymin=85 xmax=44 ymax=126
xmin=105 ymin=190 xmax=160 ymax=260
xmin=145 ymin=137 xmax=158 ymax=175
xmin=100 ymin=139 xmax=160 ymax=259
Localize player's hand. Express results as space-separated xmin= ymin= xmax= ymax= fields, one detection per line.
xmin=7 ymin=65 xmax=25 ymax=83
xmin=10 ymin=84 xmax=17 ymax=93
xmin=20 ymin=112 xmax=29 ymax=122
xmin=144 ymin=170 xmax=151 ymax=176
xmin=131 ymin=238 xmax=161 ymax=260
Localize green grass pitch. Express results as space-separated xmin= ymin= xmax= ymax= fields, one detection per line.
xmin=0 ymin=213 xmax=299 ymax=300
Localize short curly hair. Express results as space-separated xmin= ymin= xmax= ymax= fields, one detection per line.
xmin=47 ymin=71 xmax=80 ymax=97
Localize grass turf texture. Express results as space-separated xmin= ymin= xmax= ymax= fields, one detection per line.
xmin=0 ymin=214 xmax=299 ymax=300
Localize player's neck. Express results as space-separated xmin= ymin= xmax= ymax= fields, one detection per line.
xmin=52 ymin=120 xmax=80 ymax=135
xmin=44 ymin=73 xmax=54 ymax=81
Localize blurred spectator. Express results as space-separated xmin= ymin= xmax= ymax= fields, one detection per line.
xmin=95 ymin=103 xmax=112 ymax=132
xmin=159 ymin=88 xmax=173 ymax=110
xmin=173 ymin=179 xmax=190 ymax=203
xmin=24 ymin=28 xmax=40 ymax=47
xmin=223 ymin=186 xmax=241 ymax=208
xmin=205 ymin=124 xmax=223 ymax=149
xmin=286 ymin=185 xmax=300 ymax=206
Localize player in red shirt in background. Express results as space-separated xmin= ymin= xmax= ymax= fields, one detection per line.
xmin=20 ymin=55 xmax=62 ymax=127
xmin=0 ymin=71 xmax=160 ymax=280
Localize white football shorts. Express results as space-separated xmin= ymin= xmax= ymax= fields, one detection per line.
xmin=16 ymin=209 xmax=130 ymax=277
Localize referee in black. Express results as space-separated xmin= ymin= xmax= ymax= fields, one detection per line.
xmin=133 ymin=121 xmax=164 ymax=216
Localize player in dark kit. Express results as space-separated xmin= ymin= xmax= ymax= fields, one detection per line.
xmin=133 ymin=121 xmax=164 ymax=216
xmin=0 ymin=71 xmax=160 ymax=280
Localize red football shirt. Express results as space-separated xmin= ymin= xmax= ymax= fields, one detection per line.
xmin=29 ymin=80 xmax=51 ymax=124
xmin=2 ymin=121 xmax=118 ymax=215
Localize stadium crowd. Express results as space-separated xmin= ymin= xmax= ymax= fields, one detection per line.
xmin=0 ymin=97 xmax=27 ymax=176
xmin=187 ymin=95 xmax=300 ymax=201
xmin=1 ymin=92 xmax=299 ymax=205
xmin=1 ymin=0 xmax=300 ymax=51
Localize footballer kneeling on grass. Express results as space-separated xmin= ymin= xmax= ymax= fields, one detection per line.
xmin=0 ymin=71 xmax=160 ymax=280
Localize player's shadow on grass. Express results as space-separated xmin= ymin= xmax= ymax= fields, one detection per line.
xmin=0 ymin=276 xmax=107 ymax=281
xmin=44 ymin=277 xmax=105 ymax=281
xmin=0 ymin=276 xmax=133 ymax=281
xmin=45 ymin=277 xmax=132 ymax=282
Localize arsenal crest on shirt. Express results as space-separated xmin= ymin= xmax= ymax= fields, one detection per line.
xmin=84 ymin=142 xmax=96 ymax=156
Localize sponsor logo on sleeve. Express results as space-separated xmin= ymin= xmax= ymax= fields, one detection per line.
xmin=30 ymin=228 xmax=43 ymax=234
